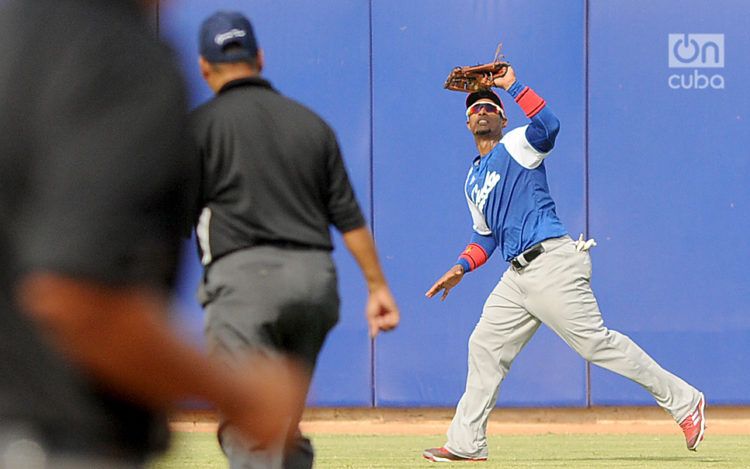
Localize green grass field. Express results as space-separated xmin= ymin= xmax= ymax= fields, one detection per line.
xmin=150 ymin=432 xmax=750 ymax=468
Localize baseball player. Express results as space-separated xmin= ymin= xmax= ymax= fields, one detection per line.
xmin=422 ymin=64 xmax=706 ymax=462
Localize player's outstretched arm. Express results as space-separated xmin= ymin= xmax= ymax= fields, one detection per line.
xmin=342 ymin=226 xmax=400 ymax=337
xmin=426 ymin=232 xmax=497 ymax=301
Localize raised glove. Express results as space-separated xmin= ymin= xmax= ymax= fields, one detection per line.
xmin=575 ymin=233 xmax=597 ymax=252
xmin=444 ymin=44 xmax=509 ymax=93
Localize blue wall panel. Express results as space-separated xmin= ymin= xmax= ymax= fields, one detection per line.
xmin=160 ymin=0 xmax=373 ymax=406
xmin=371 ymin=0 xmax=587 ymax=406
xmin=588 ymin=0 xmax=750 ymax=405
xmin=156 ymin=0 xmax=749 ymax=407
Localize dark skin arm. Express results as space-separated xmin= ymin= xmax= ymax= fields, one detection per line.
xmin=18 ymin=273 xmax=305 ymax=447
xmin=342 ymin=226 xmax=400 ymax=337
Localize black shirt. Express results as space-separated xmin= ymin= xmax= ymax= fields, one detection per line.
xmin=190 ymin=77 xmax=365 ymax=264
xmin=0 ymin=0 xmax=189 ymax=461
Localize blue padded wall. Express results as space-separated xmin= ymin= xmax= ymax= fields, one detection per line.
xmin=160 ymin=0 xmax=373 ymax=406
xmin=588 ymin=0 xmax=750 ymax=405
xmin=370 ymin=0 xmax=587 ymax=406
xmin=158 ymin=0 xmax=749 ymax=407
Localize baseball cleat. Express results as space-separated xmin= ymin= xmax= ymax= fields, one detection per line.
xmin=679 ymin=393 xmax=706 ymax=451
xmin=422 ymin=447 xmax=487 ymax=462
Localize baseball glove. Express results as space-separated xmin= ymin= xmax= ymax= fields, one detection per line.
xmin=444 ymin=44 xmax=509 ymax=93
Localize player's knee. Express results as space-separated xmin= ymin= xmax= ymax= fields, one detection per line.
xmin=577 ymin=344 xmax=597 ymax=362
xmin=573 ymin=330 xmax=610 ymax=362
xmin=467 ymin=328 xmax=495 ymax=358
xmin=467 ymin=330 xmax=483 ymax=351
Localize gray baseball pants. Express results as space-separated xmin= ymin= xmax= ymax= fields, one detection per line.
xmin=445 ymin=235 xmax=701 ymax=459
xmin=200 ymin=246 xmax=339 ymax=469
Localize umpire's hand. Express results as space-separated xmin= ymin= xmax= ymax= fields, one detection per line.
xmin=367 ymin=286 xmax=400 ymax=337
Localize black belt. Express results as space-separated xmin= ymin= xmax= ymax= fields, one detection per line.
xmin=511 ymin=242 xmax=545 ymax=270
xmin=250 ymin=239 xmax=325 ymax=251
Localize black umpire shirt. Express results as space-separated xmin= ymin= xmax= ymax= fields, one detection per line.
xmin=0 ymin=0 xmax=189 ymax=461
xmin=190 ymin=77 xmax=366 ymax=264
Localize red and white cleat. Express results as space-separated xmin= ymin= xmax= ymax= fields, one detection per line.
xmin=679 ymin=393 xmax=706 ymax=451
xmin=422 ymin=447 xmax=487 ymax=463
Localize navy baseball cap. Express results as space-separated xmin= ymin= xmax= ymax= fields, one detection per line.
xmin=199 ymin=11 xmax=258 ymax=63
xmin=466 ymin=89 xmax=504 ymax=111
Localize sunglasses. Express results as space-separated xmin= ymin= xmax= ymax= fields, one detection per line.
xmin=466 ymin=102 xmax=505 ymax=119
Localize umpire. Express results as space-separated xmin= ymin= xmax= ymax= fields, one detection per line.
xmin=191 ymin=11 xmax=400 ymax=469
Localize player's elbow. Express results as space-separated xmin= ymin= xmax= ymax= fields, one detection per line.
xmin=541 ymin=113 xmax=560 ymax=146
xmin=528 ymin=120 xmax=560 ymax=153
xmin=546 ymin=116 xmax=560 ymax=142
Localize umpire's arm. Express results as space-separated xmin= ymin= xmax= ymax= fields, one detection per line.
xmin=323 ymin=127 xmax=400 ymax=337
xmin=342 ymin=227 xmax=400 ymax=337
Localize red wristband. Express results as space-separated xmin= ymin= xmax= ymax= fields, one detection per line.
xmin=516 ymin=86 xmax=546 ymax=118
xmin=459 ymin=243 xmax=489 ymax=271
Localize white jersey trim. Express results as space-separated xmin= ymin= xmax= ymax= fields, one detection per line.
xmin=197 ymin=207 xmax=212 ymax=265
xmin=501 ymin=125 xmax=550 ymax=169
xmin=464 ymin=167 xmax=492 ymax=236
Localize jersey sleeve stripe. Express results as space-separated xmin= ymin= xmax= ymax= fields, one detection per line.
xmin=501 ymin=126 xmax=548 ymax=169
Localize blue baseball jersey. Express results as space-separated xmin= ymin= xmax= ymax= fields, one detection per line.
xmin=462 ymin=87 xmax=567 ymax=264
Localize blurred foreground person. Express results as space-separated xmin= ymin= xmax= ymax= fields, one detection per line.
xmin=0 ymin=1 xmax=304 ymax=468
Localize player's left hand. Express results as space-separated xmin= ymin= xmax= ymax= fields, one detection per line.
xmin=366 ymin=286 xmax=400 ymax=338
xmin=492 ymin=64 xmax=516 ymax=90
xmin=425 ymin=265 xmax=465 ymax=301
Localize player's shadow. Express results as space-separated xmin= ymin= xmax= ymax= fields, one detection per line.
xmin=550 ymin=456 xmax=727 ymax=463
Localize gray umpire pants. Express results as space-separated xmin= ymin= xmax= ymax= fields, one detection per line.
xmin=200 ymin=246 xmax=339 ymax=469
xmin=445 ymin=235 xmax=701 ymax=459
